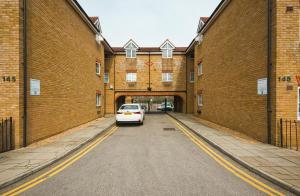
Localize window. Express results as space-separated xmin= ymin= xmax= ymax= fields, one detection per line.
xmin=161 ymin=43 xmax=173 ymax=58
xmin=104 ymin=72 xmax=109 ymax=83
xmin=125 ymin=41 xmax=138 ymax=58
xmin=120 ymin=105 xmax=139 ymax=110
xmin=126 ymin=73 xmax=137 ymax=82
xmin=198 ymin=63 xmax=203 ymax=76
xmin=162 ymin=73 xmax=173 ymax=82
xmin=126 ymin=49 xmax=136 ymax=58
xmin=298 ymin=87 xmax=300 ymax=120
xmin=162 ymin=49 xmax=173 ymax=58
xmin=197 ymin=95 xmax=203 ymax=106
xmin=96 ymin=94 xmax=101 ymax=107
xmin=190 ymin=71 xmax=195 ymax=83
xmin=96 ymin=62 xmax=101 ymax=75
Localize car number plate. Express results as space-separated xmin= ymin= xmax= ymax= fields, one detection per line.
xmin=124 ymin=112 xmax=132 ymax=115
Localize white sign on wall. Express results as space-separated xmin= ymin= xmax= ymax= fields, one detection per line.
xmin=30 ymin=79 xmax=40 ymax=96
xmin=257 ymin=78 xmax=268 ymax=95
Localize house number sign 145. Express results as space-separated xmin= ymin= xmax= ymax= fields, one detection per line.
xmin=2 ymin=76 xmax=16 ymax=82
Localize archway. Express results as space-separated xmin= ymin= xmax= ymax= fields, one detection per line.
xmin=174 ymin=95 xmax=183 ymax=113
xmin=116 ymin=96 xmax=126 ymax=111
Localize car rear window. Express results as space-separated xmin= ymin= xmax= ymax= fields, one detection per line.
xmin=120 ymin=105 xmax=139 ymax=110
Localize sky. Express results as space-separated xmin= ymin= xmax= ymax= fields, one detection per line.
xmin=77 ymin=0 xmax=221 ymax=47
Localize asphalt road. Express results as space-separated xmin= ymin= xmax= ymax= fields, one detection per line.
xmin=5 ymin=114 xmax=293 ymax=195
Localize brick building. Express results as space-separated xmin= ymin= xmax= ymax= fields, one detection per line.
xmin=193 ymin=0 xmax=300 ymax=145
xmin=2 ymin=0 xmax=299 ymax=149
xmin=104 ymin=39 xmax=195 ymax=114
xmin=0 ymin=0 xmax=111 ymax=147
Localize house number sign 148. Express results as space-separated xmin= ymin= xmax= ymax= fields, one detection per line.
xmin=2 ymin=76 xmax=16 ymax=82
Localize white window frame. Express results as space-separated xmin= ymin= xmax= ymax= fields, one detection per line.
xmin=162 ymin=49 xmax=173 ymax=58
xmin=126 ymin=49 xmax=136 ymax=58
xmin=190 ymin=71 xmax=195 ymax=83
xmin=96 ymin=94 xmax=101 ymax=107
xmin=104 ymin=72 xmax=109 ymax=84
xmin=298 ymin=87 xmax=300 ymax=120
xmin=198 ymin=63 xmax=203 ymax=76
xmin=96 ymin=62 xmax=101 ymax=76
xmin=126 ymin=73 xmax=137 ymax=82
xmin=197 ymin=95 xmax=203 ymax=106
xmin=162 ymin=73 xmax=173 ymax=82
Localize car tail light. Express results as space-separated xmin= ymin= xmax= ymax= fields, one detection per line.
xmin=134 ymin=112 xmax=141 ymax=114
xmin=117 ymin=111 xmax=122 ymax=114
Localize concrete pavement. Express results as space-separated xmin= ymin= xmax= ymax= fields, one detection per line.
xmin=169 ymin=112 xmax=300 ymax=195
xmin=0 ymin=116 xmax=115 ymax=189
xmin=4 ymin=114 xmax=292 ymax=195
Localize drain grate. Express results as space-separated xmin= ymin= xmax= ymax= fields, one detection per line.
xmin=163 ymin=128 xmax=176 ymax=131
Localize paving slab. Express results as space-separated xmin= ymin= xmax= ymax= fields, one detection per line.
xmin=0 ymin=117 xmax=115 ymax=189
xmin=169 ymin=112 xmax=300 ymax=195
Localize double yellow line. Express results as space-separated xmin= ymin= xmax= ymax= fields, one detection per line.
xmin=168 ymin=116 xmax=284 ymax=196
xmin=2 ymin=126 xmax=118 ymax=196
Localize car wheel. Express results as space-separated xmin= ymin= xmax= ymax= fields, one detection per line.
xmin=140 ymin=121 xmax=144 ymax=125
xmin=116 ymin=121 xmax=119 ymax=126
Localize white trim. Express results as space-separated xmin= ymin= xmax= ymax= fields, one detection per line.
xmin=126 ymin=73 xmax=137 ymax=82
xmin=160 ymin=39 xmax=176 ymax=49
xmin=124 ymin=39 xmax=139 ymax=49
xmin=114 ymin=52 xmax=185 ymax=55
xmin=162 ymin=73 xmax=173 ymax=82
xmin=96 ymin=62 xmax=101 ymax=76
xmin=162 ymin=49 xmax=173 ymax=58
xmin=126 ymin=49 xmax=136 ymax=58
xmin=197 ymin=95 xmax=203 ymax=106
xmin=104 ymin=72 xmax=109 ymax=83
xmin=96 ymin=94 xmax=101 ymax=107
xmin=197 ymin=20 xmax=205 ymax=33
xmin=198 ymin=63 xmax=203 ymax=76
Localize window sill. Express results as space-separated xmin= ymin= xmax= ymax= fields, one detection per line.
xmin=96 ymin=73 xmax=101 ymax=77
xmin=162 ymin=81 xmax=173 ymax=83
xmin=198 ymin=74 xmax=203 ymax=77
xmin=126 ymin=57 xmax=137 ymax=59
xmin=189 ymin=81 xmax=195 ymax=83
xmin=126 ymin=81 xmax=137 ymax=83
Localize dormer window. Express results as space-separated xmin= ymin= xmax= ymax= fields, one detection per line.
xmin=160 ymin=40 xmax=175 ymax=59
xmin=124 ymin=39 xmax=139 ymax=58
xmin=126 ymin=47 xmax=136 ymax=58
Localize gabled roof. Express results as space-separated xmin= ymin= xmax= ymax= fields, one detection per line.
xmin=89 ymin=16 xmax=98 ymax=23
xmin=200 ymin=17 xmax=209 ymax=23
xmin=112 ymin=47 xmax=187 ymax=53
xmin=198 ymin=0 xmax=231 ymax=34
xmin=197 ymin=17 xmax=209 ymax=33
xmin=123 ymin=39 xmax=139 ymax=49
xmin=160 ymin=39 xmax=176 ymax=50
xmin=89 ymin=16 xmax=102 ymax=33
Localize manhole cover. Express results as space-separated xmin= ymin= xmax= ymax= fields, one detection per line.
xmin=163 ymin=128 xmax=176 ymax=131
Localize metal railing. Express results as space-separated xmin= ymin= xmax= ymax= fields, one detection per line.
xmin=0 ymin=117 xmax=14 ymax=153
xmin=276 ymin=119 xmax=299 ymax=151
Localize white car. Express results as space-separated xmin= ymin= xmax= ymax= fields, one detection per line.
xmin=116 ymin=104 xmax=144 ymax=125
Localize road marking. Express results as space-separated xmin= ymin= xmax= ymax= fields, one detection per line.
xmin=2 ymin=126 xmax=118 ymax=196
xmin=168 ymin=116 xmax=285 ymax=196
